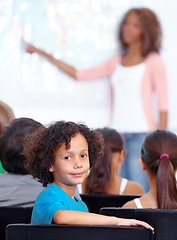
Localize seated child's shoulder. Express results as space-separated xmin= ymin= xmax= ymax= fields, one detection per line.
xmin=125 ymin=180 xmax=144 ymax=195
xmin=122 ymin=199 xmax=137 ymax=208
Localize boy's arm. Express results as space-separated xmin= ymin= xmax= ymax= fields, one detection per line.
xmin=53 ymin=210 xmax=153 ymax=230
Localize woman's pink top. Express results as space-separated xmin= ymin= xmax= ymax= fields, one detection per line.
xmin=75 ymin=52 xmax=168 ymax=132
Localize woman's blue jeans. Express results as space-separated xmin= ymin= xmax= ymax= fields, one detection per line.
xmin=119 ymin=132 xmax=149 ymax=193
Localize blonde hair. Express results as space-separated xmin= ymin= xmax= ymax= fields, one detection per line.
xmin=0 ymin=101 xmax=15 ymax=134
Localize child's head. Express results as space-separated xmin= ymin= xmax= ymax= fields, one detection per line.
xmin=0 ymin=100 xmax=15 ymax=135
xmin=141 ymin=129 xmax=177 ymax=209
xmin=119 ymin=7 xmax=162 ymax=57
xmin=85 ymin=127 xmax=125 ymax=194
xmin=0 ymin=118 xmax=42 ymax=174
xmin=24 ymin=121 xmax=104 ymax=187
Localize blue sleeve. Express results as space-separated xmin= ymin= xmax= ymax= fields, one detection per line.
xmin=31 ymin=199 xmax=67 ymax=224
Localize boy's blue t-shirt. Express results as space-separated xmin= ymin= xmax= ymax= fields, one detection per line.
xmin=31 ymin=183 xmax=89 ymax=224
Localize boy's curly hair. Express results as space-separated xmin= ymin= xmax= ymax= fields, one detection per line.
xmin=23 ymin=121 xmax=104 ymax=187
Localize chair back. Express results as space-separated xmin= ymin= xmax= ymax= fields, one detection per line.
xmin=100 ymin=207 xmax=177 ymax=240
xmin=6 ymin=224 xmax=153 ymax=240
xmin=0 ymin=206 xmax=33 ymax=240
xmin=80 ymin=194 xmax=141 ymax=213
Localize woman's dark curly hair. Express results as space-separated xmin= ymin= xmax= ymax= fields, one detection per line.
xmin=24 ymin=121 xmax=104 ymax=187
xmin=85 ymin=127 xmax=125 ymax=194
xmin=119 ymin=8 xmax=162 ymax=57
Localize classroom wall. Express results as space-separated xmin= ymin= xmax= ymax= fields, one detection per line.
xmin=0 ymin=0 xmax=177 ymax=130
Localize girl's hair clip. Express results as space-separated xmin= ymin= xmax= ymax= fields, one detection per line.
xmin=142 ymin=144 xmax=149 ymax=158
xmin=160 ymin=153 xmax=169 ymax=159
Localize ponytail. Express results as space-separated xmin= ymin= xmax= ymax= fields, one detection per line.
xmin=157 ymin=156 xmax=177 ymax=209
xmin=141 ymin=130 xmax=177 ymax=209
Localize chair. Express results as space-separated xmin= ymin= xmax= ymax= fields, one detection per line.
xmin=99 ymin=207 xmax=177 ymax=240
xmin=80 ymin=193 xmax=141 ymax=213
xmin=0 ymin=206 xmax=33 ymax=240
xmin=6 ymin=224 xmax=153 ymax=240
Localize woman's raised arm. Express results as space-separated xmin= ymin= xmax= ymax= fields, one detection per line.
xmin=25 ymin=43 xmax=77 ymax=79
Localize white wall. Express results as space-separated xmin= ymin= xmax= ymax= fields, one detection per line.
xmin=0 ymin=0 xmax=177 ymax=130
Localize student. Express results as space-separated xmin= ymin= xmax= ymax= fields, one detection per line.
xmin=0 ymin=100 xmax=15 ymax=134
xmin=0 ymin=100 xmax=15 ymax=173
xmin=83 ymin=127 xmax=144 ymax=195
xmin=23 ymin=120 xmax=153 ymax=229
xmin=0 ymin=118 xmax=45 ymax=207
xmin=25 ymin=8 xmax=168 ymax=192
xmin=123 ymin=130 xmax=177 ymax=209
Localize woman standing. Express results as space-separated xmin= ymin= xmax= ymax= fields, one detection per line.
xmin=25 ymin=8 xmax=168 ymax=192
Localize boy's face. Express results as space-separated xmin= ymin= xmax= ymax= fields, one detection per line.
xmin=49 ymin=133 xmax=90 ymax=188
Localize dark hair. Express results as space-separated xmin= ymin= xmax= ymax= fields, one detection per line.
xmin=0 ymin=118 xmax=42 ymax=174
xmin=24 ymin=121 xmax=104 ymax=187
xmin=85 ymin=127 xmax=125 ymax=193
xmin=141 ymin=130 xmax=177 ymax=209
xmin=119 ymin=8 xmax=162 ymax=57
xmin=0 ymin=101 xmax=15 ymax=135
